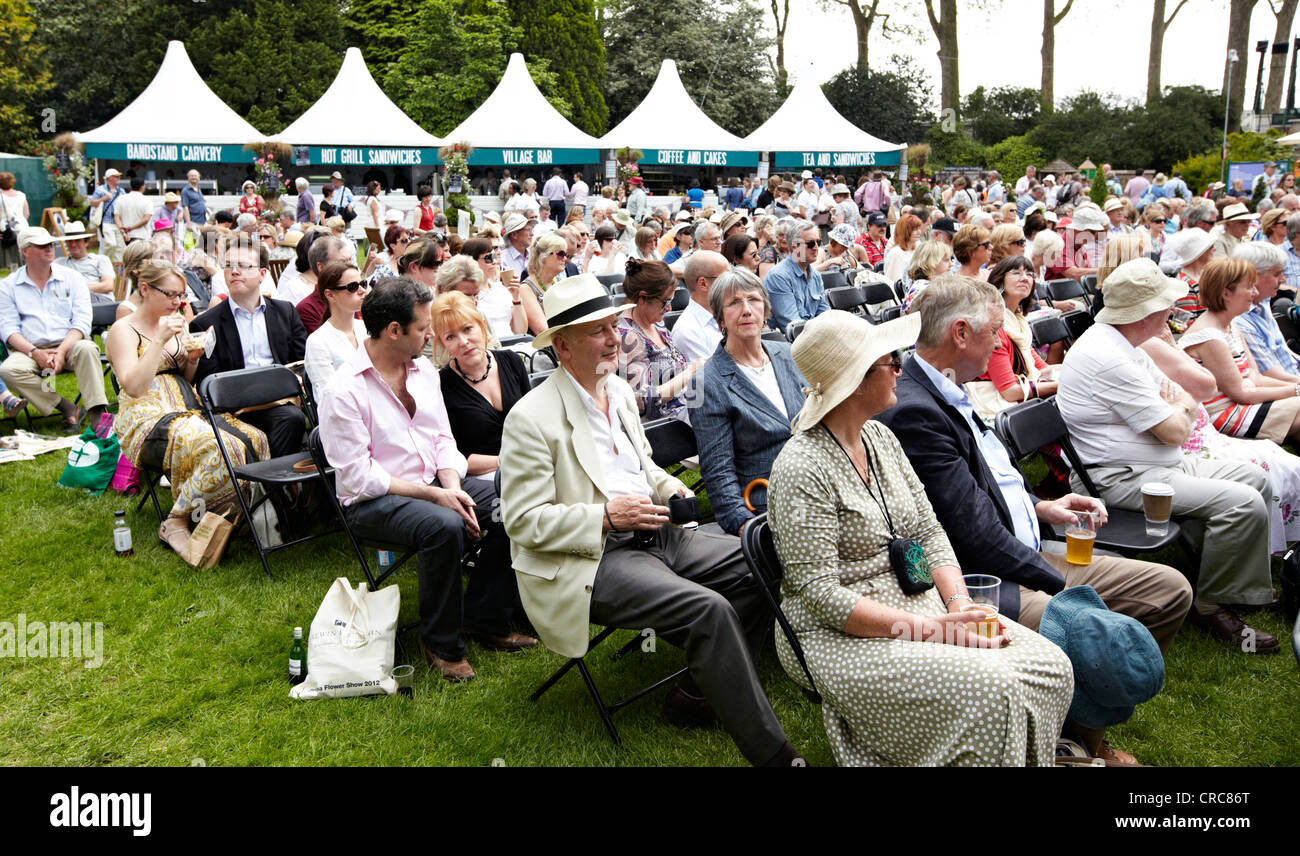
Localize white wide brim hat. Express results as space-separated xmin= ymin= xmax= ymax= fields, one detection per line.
xmin=790 ymin=310 xmax=921 ymax=433
xmin=531 ymin=274 xmax=624 ymax=349
xmin=1095 ymin=259 xmax=1189 ymax=325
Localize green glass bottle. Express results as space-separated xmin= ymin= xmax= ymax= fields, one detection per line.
xmin=288 ymin=626 xmax=306 ymax=685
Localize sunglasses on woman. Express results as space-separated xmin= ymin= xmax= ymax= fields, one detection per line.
xmin=1149 ymin=218 xmax=1166 ymax=224
xmin=327 ymin=281 xmax=368 ymax=293
xmin=478 ymin=252 xmax=499 ymax=263
xmin=553 ymin=251 xmax=570 ymax=260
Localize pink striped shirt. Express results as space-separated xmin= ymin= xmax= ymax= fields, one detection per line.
xmin=318 ymin=341 xmax=467 ymax=506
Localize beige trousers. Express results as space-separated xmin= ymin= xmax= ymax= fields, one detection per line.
xmin=0 ymin=340 xmax=107 ymax=415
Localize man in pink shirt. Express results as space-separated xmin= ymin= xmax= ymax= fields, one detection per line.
xmin=318 ymin=277 xmax=535 ymax=682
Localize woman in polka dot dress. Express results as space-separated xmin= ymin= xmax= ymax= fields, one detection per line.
xmin=767 ymin=310 xmax=1073 ymax=766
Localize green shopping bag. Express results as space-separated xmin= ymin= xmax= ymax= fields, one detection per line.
xmin=56 ymin=428 xmax=121 ymax=495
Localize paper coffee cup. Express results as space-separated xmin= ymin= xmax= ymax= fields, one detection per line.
xmin=1141 ymin=482 xmax=1174 ymax=523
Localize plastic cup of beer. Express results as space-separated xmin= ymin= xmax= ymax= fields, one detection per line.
xmin=391 ymin=664 xmax=415 ymax=698
xmin=961 ymin=574 xmax=1001 ymax=639
xmin=1141 ymin=482 xmax=1174 ymax=536
xmin=1065 ymin=511 xmax=1097 ymax=565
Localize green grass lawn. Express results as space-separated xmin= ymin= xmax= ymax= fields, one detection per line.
xmin=1 ymin=381 xmax=1298 ymax=766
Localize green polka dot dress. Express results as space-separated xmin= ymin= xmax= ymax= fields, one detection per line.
xmin=768 ymin=420 xmax=1074 ymax=766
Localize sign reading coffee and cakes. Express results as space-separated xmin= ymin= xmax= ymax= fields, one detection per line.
xmin=641 ymin=149 xmax=760 ymax=167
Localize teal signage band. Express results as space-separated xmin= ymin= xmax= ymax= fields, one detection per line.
xmin=640 ymin=149 xmax=759 ymax=167
xmin=466 ymin=148 xmax=600 ymax=166
xmin=773 ymin=150 xmax=903 ymax=169
xmin=305 ymin=146 xmax=438 ymax=166
xmin=85 ymin=142 xmax=256 ymax=163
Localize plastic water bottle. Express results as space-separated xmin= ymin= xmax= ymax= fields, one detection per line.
xmin=377 ymin=550 xmax=394 ymax=572
xmin=113 ymin=511 xmax=133 ymax=557
xmin=288 ymin=627 xmax=306 ymax=685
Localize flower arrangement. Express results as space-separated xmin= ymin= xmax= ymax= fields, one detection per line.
xmin=41 ymin=133 xmax=93 ymax=214
xmin=439 ymin=141 xmax=474 ymax=228
xmin=252 ymin=154 xmax=289 ymax=201
xmin=614 ymin=146 xmax=643 ymax=190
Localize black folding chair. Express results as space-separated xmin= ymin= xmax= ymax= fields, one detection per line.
xmin=993 ymin=399 xmax=1186 ymax=556
xmin=785 ymin=319 xmax=806 ymax=342
xmin=872 ymin=261 xmax=885 ymax=273
xmin=878 ymin=304 xmax=905 ymax=322
xmin=1079 ymin=274 xmax=1099 ymax=296
xmin=75 ymin=300 xmax=122 ymax=412
xmin=671 ymin=286 xmax=689 ymax=311
xmin=1034 ymin=280 xmax=1053 ymax=307
xmin=528 ymin=369 xmax=555 ymax=389
xmin=498 ymin=333 xmax=532 ymax=349
xmin=1060 ymin=309 xmax=1094 ymax=341
xmin=739 ymin=514 xmax=820 ymax=704
xmin=1047 ymin=278 xmax=1090 ymax=308
xmin=825 ymin=285 xmax=869 ymax=314
xmin=820 ymin=270 xmax=848 ymax=291
xmin=1029 ymin=315 xmax=1071 ymax=349
xmin=1277 ymin=306 xmax=1300 ymax=353
xmin=761 ymin=330 xmax=786 ymax=343
xmin=595 ymin=273 xmax=625 ymax=291
xmin=663 ymin=310 xmax=682 ymax=331
xmin=197 ymin=366 xmax=327 ymax=580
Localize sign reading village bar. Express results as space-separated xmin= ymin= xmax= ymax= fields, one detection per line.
xmin=773 ymin=150 xmax=903 ymax=169
xmin=467 ymin=148 xmax=599 ymax=166
xmin=642 ymin=149 xmax=759 ymax=168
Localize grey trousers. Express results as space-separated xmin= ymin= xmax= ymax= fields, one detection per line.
xmin=589 ymin=526 xmax=788 ymax=765
xmin=1079 ymin=456 xmax=1274 ymax=606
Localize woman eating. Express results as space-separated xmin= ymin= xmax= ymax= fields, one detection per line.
xmin=692 ymin=269 xmax=806 ymax=534
xmin=105 ymin=259 xmax=270 ymax=561
xmin=617 ymin=258 xmax=705 ymax=422
xmin=304 ymin=261 xmax=368 ymax=391
xmin=766 ymin=309 xmax=1072 ymax=766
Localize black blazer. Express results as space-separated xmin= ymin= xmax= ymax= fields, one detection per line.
xmin=875 ymin=357 xmax=1065 ymax=620
xmin=189 ymin=297 xmax=307 ymax=388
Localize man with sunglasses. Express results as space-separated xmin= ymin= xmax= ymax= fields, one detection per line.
xmin=190 ymin=233 xmax=307 ymax=456
xmin=763 ymin=219 xmax=830 ymax=333
xmin=878 ymin=275 xmax=1191 ymax=765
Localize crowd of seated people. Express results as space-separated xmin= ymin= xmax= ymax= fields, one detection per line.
xmin=13 ymin=166 xmax=1300 ymax=769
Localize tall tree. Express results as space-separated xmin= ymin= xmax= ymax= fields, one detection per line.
xmin=1264 ymin=0 xmax=1299 ymax=113
xmin=923 ymin=0 xmax=960 ymax=115
xmin=1147 ymin=0 xmax=1190 ymax=103
xmin=963 ymin=86 xmax=1041 ymax=145
xmin=0 ymin=0 xmax=53 ymax=151
xmin=342 ymin=0 xmax=410 ymax=72
xmin=824 ymin=0 xmax=896 ymax=71
xmin=509 ymin=1 xmax=609 ymax=135
xmin=767 ymin=0 xmax=791 ymax=98
xmin=1223 ymin=0 xmax=1260 ymax=132
xmin=1039 ymin=0 xmax=1075 ymax=113
xmin=384 ymin=0 xmax=567 ymax=137
xmin=601 ymin=0 xmax=777 ymax=136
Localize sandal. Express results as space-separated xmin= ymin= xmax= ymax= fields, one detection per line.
xmin=1 ymin=392 xmax=24 ymax=417
xmin=1096 ymin=740 xmax=1143 ymax=766
xmin=158 ymin=519 xmax=191 ymax=560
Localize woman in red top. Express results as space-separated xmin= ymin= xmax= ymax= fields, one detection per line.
xmin=238 ymin=180 xmax=263 ymax=216
xmin=416 ymin=188 xmax=437 ymax=233
xmin=967 ymin=256 xmax=1059 ymax=421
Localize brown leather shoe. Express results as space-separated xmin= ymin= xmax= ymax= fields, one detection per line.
xmin=759 ymin=740 xmax=809 ymax=767
xmin=662 ymin=684 xmax=717 ymax=728
xmin=466 ymin=630 xmax=538 ymax=652
xmin=418 ymin=637 xmax=476 ymax=681
xmin=1187 ymin=607 xmax=1281 ymax=654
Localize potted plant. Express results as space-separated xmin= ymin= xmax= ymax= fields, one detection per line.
xmin=439 ymin=142 xmax=474 ymax=228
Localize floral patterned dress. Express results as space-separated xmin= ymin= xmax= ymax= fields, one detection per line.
xmin=616 ymin=315 xmax=690 ymax=422
xmin=115 ymin=328 xmax=270 ymax=519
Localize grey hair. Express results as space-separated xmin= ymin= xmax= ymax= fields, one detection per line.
xmin=693 ymin=220 xmax=719 ymax=244
xmin=1287 ymin=212 xmax=1300 ymax=243
xmin=969 ymin=210 xmax=995 ymax=230
xmin=307 ymin=235 xmax=346 ymax=274
xmin=434 ymin=254 xmax=484 ymax=292
xmin=911 ymin=274 xmax=1001 ymax=350
xmin=1233 ymin=240 xmax=1287 ymax=272
xmin=295 ymin=176 xmax=309 ymax=191
xmin=1257 ymin=198 xmax=1275 ymax=214
xmin=708 ymin=267 xmax=769 ymax=340
xmin=1184 ymin=204 xmax=1217 ymax=229
xmin=784 ymin=218 xmax=816 ymax=249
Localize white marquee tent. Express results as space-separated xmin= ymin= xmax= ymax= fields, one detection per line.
xmin=78 ymin=40 xmax=264 ymax=163
xmin=743 ymin=75 xmax=905 ymax=171
xmin=598 ymin=60 xmax=758 ymax=168
xmin=441 ymin=53 xmax=601 ymax=166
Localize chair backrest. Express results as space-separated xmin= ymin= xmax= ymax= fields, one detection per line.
xmin=663 ymin=310 xmax=682 ymax=331
xmin=878 ymin=304 xmax=905 ymax=322
xmin=183 ymin=269 xmax=210 ymax=314
xmin=1060 ymin=309 xmax=1094 ymax=341
xmin=993 ymin=398 xmax=1102 ymax=496
xmin=739 ymin=514 xmax=820 ymax=702
xmin=199 ymin=365 xmax=305 ymax=414
xmin=1046 ymin=278 xmax=1086 ymax=303
xmin=1277 ymin=305 xmax=1300 ymax=353
xmin=643 ymin=417 xmax=698 ymax=468
xmin=498 ymin=333 xmax=532 ymax=349
xmin=862 ymin=281 xmax=898 ymax=306
xmin=268 ymin=258 xmax=290 ymax=285
xmin=786 ymin=319 xmax=806 ymax=342
xmin=671 ymin=286 xmax=689 ymax=311
xmin=761 ymin=329 xmax=786 ymax=343
xmin=820 ymin=270 xmax=848 ymax=291
xmin=872 ymin=261 xmax=885 ymax=273
xmin=825 ymin=285 xmax=867 ymax=312
xmin=595 ymin=273 xmax=625 ymax=290
xmin=1079 ymin=274 xmax=1098 ymax=294
xmin=529 ymin=369 xmax=555 ymax=389
xmin=1034 ymin=280 xmax=1052 ymax=304
xmin=1029 ymin=315 xmax=1071 ymax=348
xmin=90 ymin=301 xmax=121 ymax=336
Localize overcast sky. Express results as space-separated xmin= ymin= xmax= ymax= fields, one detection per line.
xmin=779 ymin=0 xmax=1288 ymax=110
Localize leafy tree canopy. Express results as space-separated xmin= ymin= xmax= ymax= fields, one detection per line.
xmin=962 ymin=86 xmax=1040 ymax=146
xmin=822 ymin=56 xmax=935 ymax=146
xmin=510 ymin=1 xmax=609 ymax=136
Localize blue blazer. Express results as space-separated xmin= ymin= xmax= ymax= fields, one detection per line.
xmin=692 ymin=340 xmax=807 ymax=534
xmin=875 ymin=357 xmax=1066 ymax=620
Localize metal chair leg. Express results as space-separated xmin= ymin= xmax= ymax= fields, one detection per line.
xmin=575 ymin=660 xmax=621 ymax=747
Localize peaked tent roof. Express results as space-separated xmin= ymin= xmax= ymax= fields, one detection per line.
xmin=269 ymin=47 xmax=442 ymax=147
xmin=79 ymin=41 xmax=265 ymax=144
xmin=442 ymin=53 xmax=599 ymax=149
xmin=597 ymin=60 xmax=751 ymax=152
xmin=742 ymin=76 xmax=902 ymax=153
